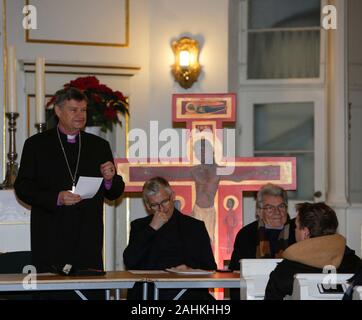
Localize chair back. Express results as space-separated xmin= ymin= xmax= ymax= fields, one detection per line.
xmin=0 ymin=251 xmax=32 ymax=274
xmin=352 ymin=286 xmax=362 ymax=300
xmin=239 ymin=258 xmax=282 ymax=300
xmin=287 ymin=273 xmax=352 ymax=300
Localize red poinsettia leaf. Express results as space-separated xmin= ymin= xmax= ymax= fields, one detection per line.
xmin=103 ymin=107 xmax=117 ymax=120
xmin=114 ymin=90 xmax=125 ymax=101
xmin=97 ymin=84 xmax=113 ymax=95
xmin=91 ymin=93 xmax=102 ymax=104
xmin=69 ymin=76 xmax=100 ymax=90
xmin=46 ymin=96 xmax=56 ymax=108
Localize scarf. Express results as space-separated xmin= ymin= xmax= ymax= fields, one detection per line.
xmin=256 ymin=217 xmax=291 ymax=258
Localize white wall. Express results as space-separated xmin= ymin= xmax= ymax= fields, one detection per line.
xmin=345 ymin=0 xmax=362 ymax=256
xmin=147 ymin=0 xmax=229 ymax=130
xmin=348 ymin=0 xmax=362 ymax=203
xmin=118 ymin=0 xmax=230 ymax=269
xmin=0 ymin=0 xmax=5 ymax=182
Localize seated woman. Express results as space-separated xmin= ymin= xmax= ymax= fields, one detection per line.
xmin=265 ymin=202 xmax=362 ymax=300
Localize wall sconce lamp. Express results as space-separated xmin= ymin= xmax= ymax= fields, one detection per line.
xmin=171 ymin=37 xmax=201 ymax=89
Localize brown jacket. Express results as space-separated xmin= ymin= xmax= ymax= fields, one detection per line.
xmin=282 ymin=234 xmax=346 ymax=269
xmin=265 ymin=234 xmax=361 ymax=300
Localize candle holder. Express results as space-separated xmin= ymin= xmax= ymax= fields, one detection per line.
xmin=35 ymin=123 xmax=46 ymax=133
xmin=0 ymin=112 xmax=19 ymax=189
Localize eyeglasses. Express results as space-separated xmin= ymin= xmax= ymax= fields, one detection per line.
xmin=149 ymin=197 xmax=171 ymax=211
xmin=261 ymin=203 xmax=288 ymax=214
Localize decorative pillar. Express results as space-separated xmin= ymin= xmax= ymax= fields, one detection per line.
xmin=327 ymin=0 xmax=349 ymax=206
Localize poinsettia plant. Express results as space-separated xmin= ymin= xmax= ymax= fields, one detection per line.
xmin=46 ymin=76 xmax=129 ymax=133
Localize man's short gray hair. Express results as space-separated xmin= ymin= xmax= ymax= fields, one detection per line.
xmin=256 ymin=183 xmax=288 ymax=209
xmin=142 ymin=177 xmax=173 ymax=203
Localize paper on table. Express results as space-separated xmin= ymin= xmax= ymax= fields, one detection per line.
xmin=74 ymin=176 xmax=103 ymax=199
xmin=128 ymin=270 xmax=168 ymax=274
xmin=165 ymin=268 xmax=215 ymax=275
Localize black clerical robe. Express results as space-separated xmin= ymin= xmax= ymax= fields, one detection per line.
xmin=14 ymin=128 xmax=125 ymax=272
xmin=123 ymin=209 xmax=217 ymax=299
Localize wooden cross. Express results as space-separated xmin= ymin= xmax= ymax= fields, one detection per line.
xmin=115 ymin=93 xmax=296 ymax=268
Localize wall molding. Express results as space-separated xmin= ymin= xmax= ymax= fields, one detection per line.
xmin=25 ymin=0 xmax=130 ymax=47
xmin=22 ymin=60 xmax=141 ymax=77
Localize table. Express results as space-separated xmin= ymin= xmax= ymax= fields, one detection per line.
xmin=0 ymin=271 xmax=150 ymax=300
xmin=0 ymin=271 xmax=242 ymax=300
xmin=145 ymin=271 xmax=241 ymax=300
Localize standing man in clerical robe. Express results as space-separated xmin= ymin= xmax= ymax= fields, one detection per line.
xmin=15 ymin=87 xmax=125 ymax=276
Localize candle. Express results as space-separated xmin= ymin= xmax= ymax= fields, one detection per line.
xmin=35 ymin=57 xmax=45 ymax=123
xmin=7 ymin=46 xmax=17 ymax=113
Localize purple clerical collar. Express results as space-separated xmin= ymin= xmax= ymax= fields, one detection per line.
xmin=57 ymin=125 xmax=80 ymax=144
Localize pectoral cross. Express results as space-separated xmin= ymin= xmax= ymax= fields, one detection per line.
xmin=71 ymin=184 xmax=75 ymax=193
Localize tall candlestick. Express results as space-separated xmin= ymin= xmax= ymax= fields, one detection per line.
xmin=0 ymin=113 xmax=19 ymax=189
xmin=7 ymin=46 xmax=17 ymax=113
xmin=35 ymin=57 xmax=46 ymax=123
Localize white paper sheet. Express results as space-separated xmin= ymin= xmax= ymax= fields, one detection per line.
xmin=74 ymin=176 xmax=103 ymax=199
xmin=128 ymin=270 xmax=168 ymax=274
xmin=165 ymin=268 xmax=215 ymax=275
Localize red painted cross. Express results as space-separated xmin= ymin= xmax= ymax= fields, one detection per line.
xmin=116 ymin=93 xmax=296 ymax=268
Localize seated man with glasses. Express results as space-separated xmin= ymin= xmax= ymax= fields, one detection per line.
xmin=123 ymin=176 xmax=217 ymax=300
xmin=228 ymin=183 xmax=296 ymax=299
xmin=230 ymin=183 xmax=296 ymax=265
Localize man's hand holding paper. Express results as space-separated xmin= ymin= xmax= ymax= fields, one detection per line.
xmin=73 ymin=176 xmax=103 ymax=199
xmin=58 ymin=190 xmax=82 ymax=206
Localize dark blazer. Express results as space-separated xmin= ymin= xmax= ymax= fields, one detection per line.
xmin=14 ymin=128 xmax=125 ymax=272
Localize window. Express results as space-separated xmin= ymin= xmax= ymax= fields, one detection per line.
xmin=254 ymin=102 xmax=314 ymax=200
xmin=247 ymin=0 xmax=321 ymax=79
xmin=235 ymin=0 xmax=326 ymax=206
